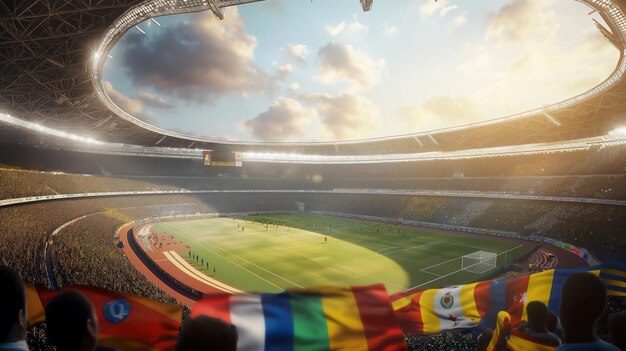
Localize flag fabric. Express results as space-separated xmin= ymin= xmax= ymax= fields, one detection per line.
xmin=26 ymin=284 xmax=182 ymax=351
xmin=486 ymin=310 xmax=511 ymax=351
xmin=191 ymin=284 xmax=407 ymax=351
xmin=600 ymin=261 xmax=626 ymax=297
xmin=506 ymin=329 xmax=558 ymax=351
xmin=485 ymin=311 xmax=558 ymax=351
xmin=392 ymin=266 xmax=602 ymax=336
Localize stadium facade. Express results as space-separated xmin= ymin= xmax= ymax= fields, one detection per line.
xmin=0 ymin=0 xmax=625 ymax=158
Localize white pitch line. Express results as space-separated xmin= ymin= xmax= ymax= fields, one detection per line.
xmin=206 ymin=243 xmax=304 ymax=289
xmin=420 ymin=257 xmax=463 ymax=273
xmin=409 ymin=244 xmax=525 ymax=290
xmin=377 ymin=241 xmax=441 ymax=256
xmin=443 ymin=241 xmax=507 ymax=252
xmin=336 ymin=241 xmax=440 ymax=266
xmin=162 ymin=223 xmax=286 ymax=290
xmin=420 ymin=270 xmax=443 ymax=277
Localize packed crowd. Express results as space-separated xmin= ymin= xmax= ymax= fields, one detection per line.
xmin=304 ymin=194 xmax=626 ymax=258
xmin=2 ymin=166 xmax=626 ymax=203
xmin=2 ymin=265 xmax=624 ymax=351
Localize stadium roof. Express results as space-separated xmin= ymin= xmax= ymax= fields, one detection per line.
xmin=1 ymin=0 xmax=626 ymax=155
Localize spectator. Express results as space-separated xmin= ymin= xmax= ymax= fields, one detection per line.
xmin=515 ymin=301 xmax=561 ymax=346
xmin=0 ymin=266 xmax=28 ymax=351
xmin=556 ymin=272 xmax=619 ymax=351
xmin=608 ymin=312 xmax=626 ymax=351
xmin=45 ymin=291 xmax=98 ymax=351
xmin=546 ymin=311 xmax=564 ymax=340
xmin=175 ymin=316 xmax=237 ymax=351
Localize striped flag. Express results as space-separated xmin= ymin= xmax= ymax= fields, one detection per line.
xmin=26 ymin=285 xmax=182 ymax=351
xmin=485 ymin=311 xmax=557 ymax=351
xmin=600 ymin=261 xmax=626 ymax=297
xmin=485 ymin=311 xmax=511 ymax=351
xmin=392 ymin=266 xmax=602 ymax=336
xmin=191 ymin=284 xmax=407 ymax=351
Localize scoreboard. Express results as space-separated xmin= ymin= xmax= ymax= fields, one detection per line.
xmin=202 ymin=150 xmax=242 ymax=167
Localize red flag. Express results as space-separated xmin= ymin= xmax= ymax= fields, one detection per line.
xmin=27 ymin=285 xmax=181 ymax=351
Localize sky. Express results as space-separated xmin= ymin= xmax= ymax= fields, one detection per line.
xmin=103 ymin=0 xmax=618 ymax=142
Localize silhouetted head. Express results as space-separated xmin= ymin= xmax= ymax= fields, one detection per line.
xmin=560 ymin=272 xmax=607 ymax=339
xmin=546 ymin=311 xmax=559 ymax=333
xmin=175 ymin=316 xmax=237 ymax=351
xmin=608 ymin=312 xmax=626 ymax=351
xmin=45 ymin=291 xmax=98 ymax=351
xmin=0 ymin=266 xmax=26 ymax=343
xmin=526 ymin=301 xmax=549 ymax=331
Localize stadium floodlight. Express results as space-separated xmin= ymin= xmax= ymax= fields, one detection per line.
xmin=609 ymin=127 xmax=626 ymax=135
xmin=0 ymin=113 xmax=103 ymax=145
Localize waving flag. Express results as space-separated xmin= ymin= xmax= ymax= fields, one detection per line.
xmin=393 ymin=266 xmax=601 ymax=336
xmin=600 ymin=261 xmax=626 ymax=297
xmin=191 ymin=284 xmax=407 ymax=351
xmin=26 ymin=285 xmax=182 ymax=351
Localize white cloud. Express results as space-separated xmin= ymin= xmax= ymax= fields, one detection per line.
xmin=285 ymin=44 xmax=309 ymax=64
xmin=136 ymin=92 xmax=173 ymax=109
xmin=420 ymin=0 xmax=457 ymax=17
xmin=325 ymin=21 xmax=346 ymax=36
xmin=441 ymin=5 xmax=458 ymax=16
xmin=452 ymin=15 xmax=467 ymax=28
xmin=300 ymin=92 xmax=380 ymax=140
xmin=325 ymin=17 xmax=368 ymax=38
xmin=277 ymin=63 xmax=293 ymax=77
xmin=316 ymin=42 xmax=385 ymax=90
xmin=102 ymin=80 xmax=154 ymax=120
xmin=486 ymin=0 xmax=557 ymax=44
xmin=347 ymin=18 xmax=369 ymax=36
xmin=239 ymin=98 xmax=317 ymax=141
xmin=455 ymin=0 xmax=617 ymax=118
xmin=398 ymin=95 xmax=484 ymax=131
xmin=289 ymin=83 xmax=300 ymax=92
xmin=120 ymin=8 xmax=267 ymax=102
xmin=383 ymin=24 xmax=399 ymax=36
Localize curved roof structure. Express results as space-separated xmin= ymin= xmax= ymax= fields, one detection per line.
xmin=1 ymin=0 xmax=626 ymax=155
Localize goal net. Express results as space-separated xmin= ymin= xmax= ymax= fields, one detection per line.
xmin=461 ymin=250 xmax=497 ymax=274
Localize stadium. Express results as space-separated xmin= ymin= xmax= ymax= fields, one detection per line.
xmin=0 ymin=0 xmax=625 ymax=350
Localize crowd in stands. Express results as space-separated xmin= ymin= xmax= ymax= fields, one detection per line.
xmin=1 ymin=142 xmax=625 ymax=350
xmin=304 ymin=194 xmax=626 ymax=258
xmin=2 ymin=265 xmax=624 ymax=351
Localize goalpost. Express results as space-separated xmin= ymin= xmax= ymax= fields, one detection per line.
xmin=461 ymin=250 xmax=497 ymax=274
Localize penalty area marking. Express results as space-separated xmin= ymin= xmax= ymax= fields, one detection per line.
xmin=409 ymin=244 xmax=525 ymax=290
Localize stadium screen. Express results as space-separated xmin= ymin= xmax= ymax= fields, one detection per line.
xmin=202 ymin=150 xmax=242 ymax=167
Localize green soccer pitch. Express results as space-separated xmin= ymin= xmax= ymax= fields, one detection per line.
xmin=151 ymin=213 xmax=535 ymax=293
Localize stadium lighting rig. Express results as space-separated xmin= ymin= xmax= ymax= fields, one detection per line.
xmin=609 ymin=127 xmax=626 ymax=135
xmin=0 ymin=113 xmax=102 ymax=145
xmin=2 ymin=112 xmax=626 ymax=163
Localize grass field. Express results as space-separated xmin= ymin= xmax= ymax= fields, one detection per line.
xmin=152 ymin=213 xmax=534 ymax=293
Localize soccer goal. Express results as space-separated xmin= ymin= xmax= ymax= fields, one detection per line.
xmin=461 ymin=250 xmax=497 ymax=274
